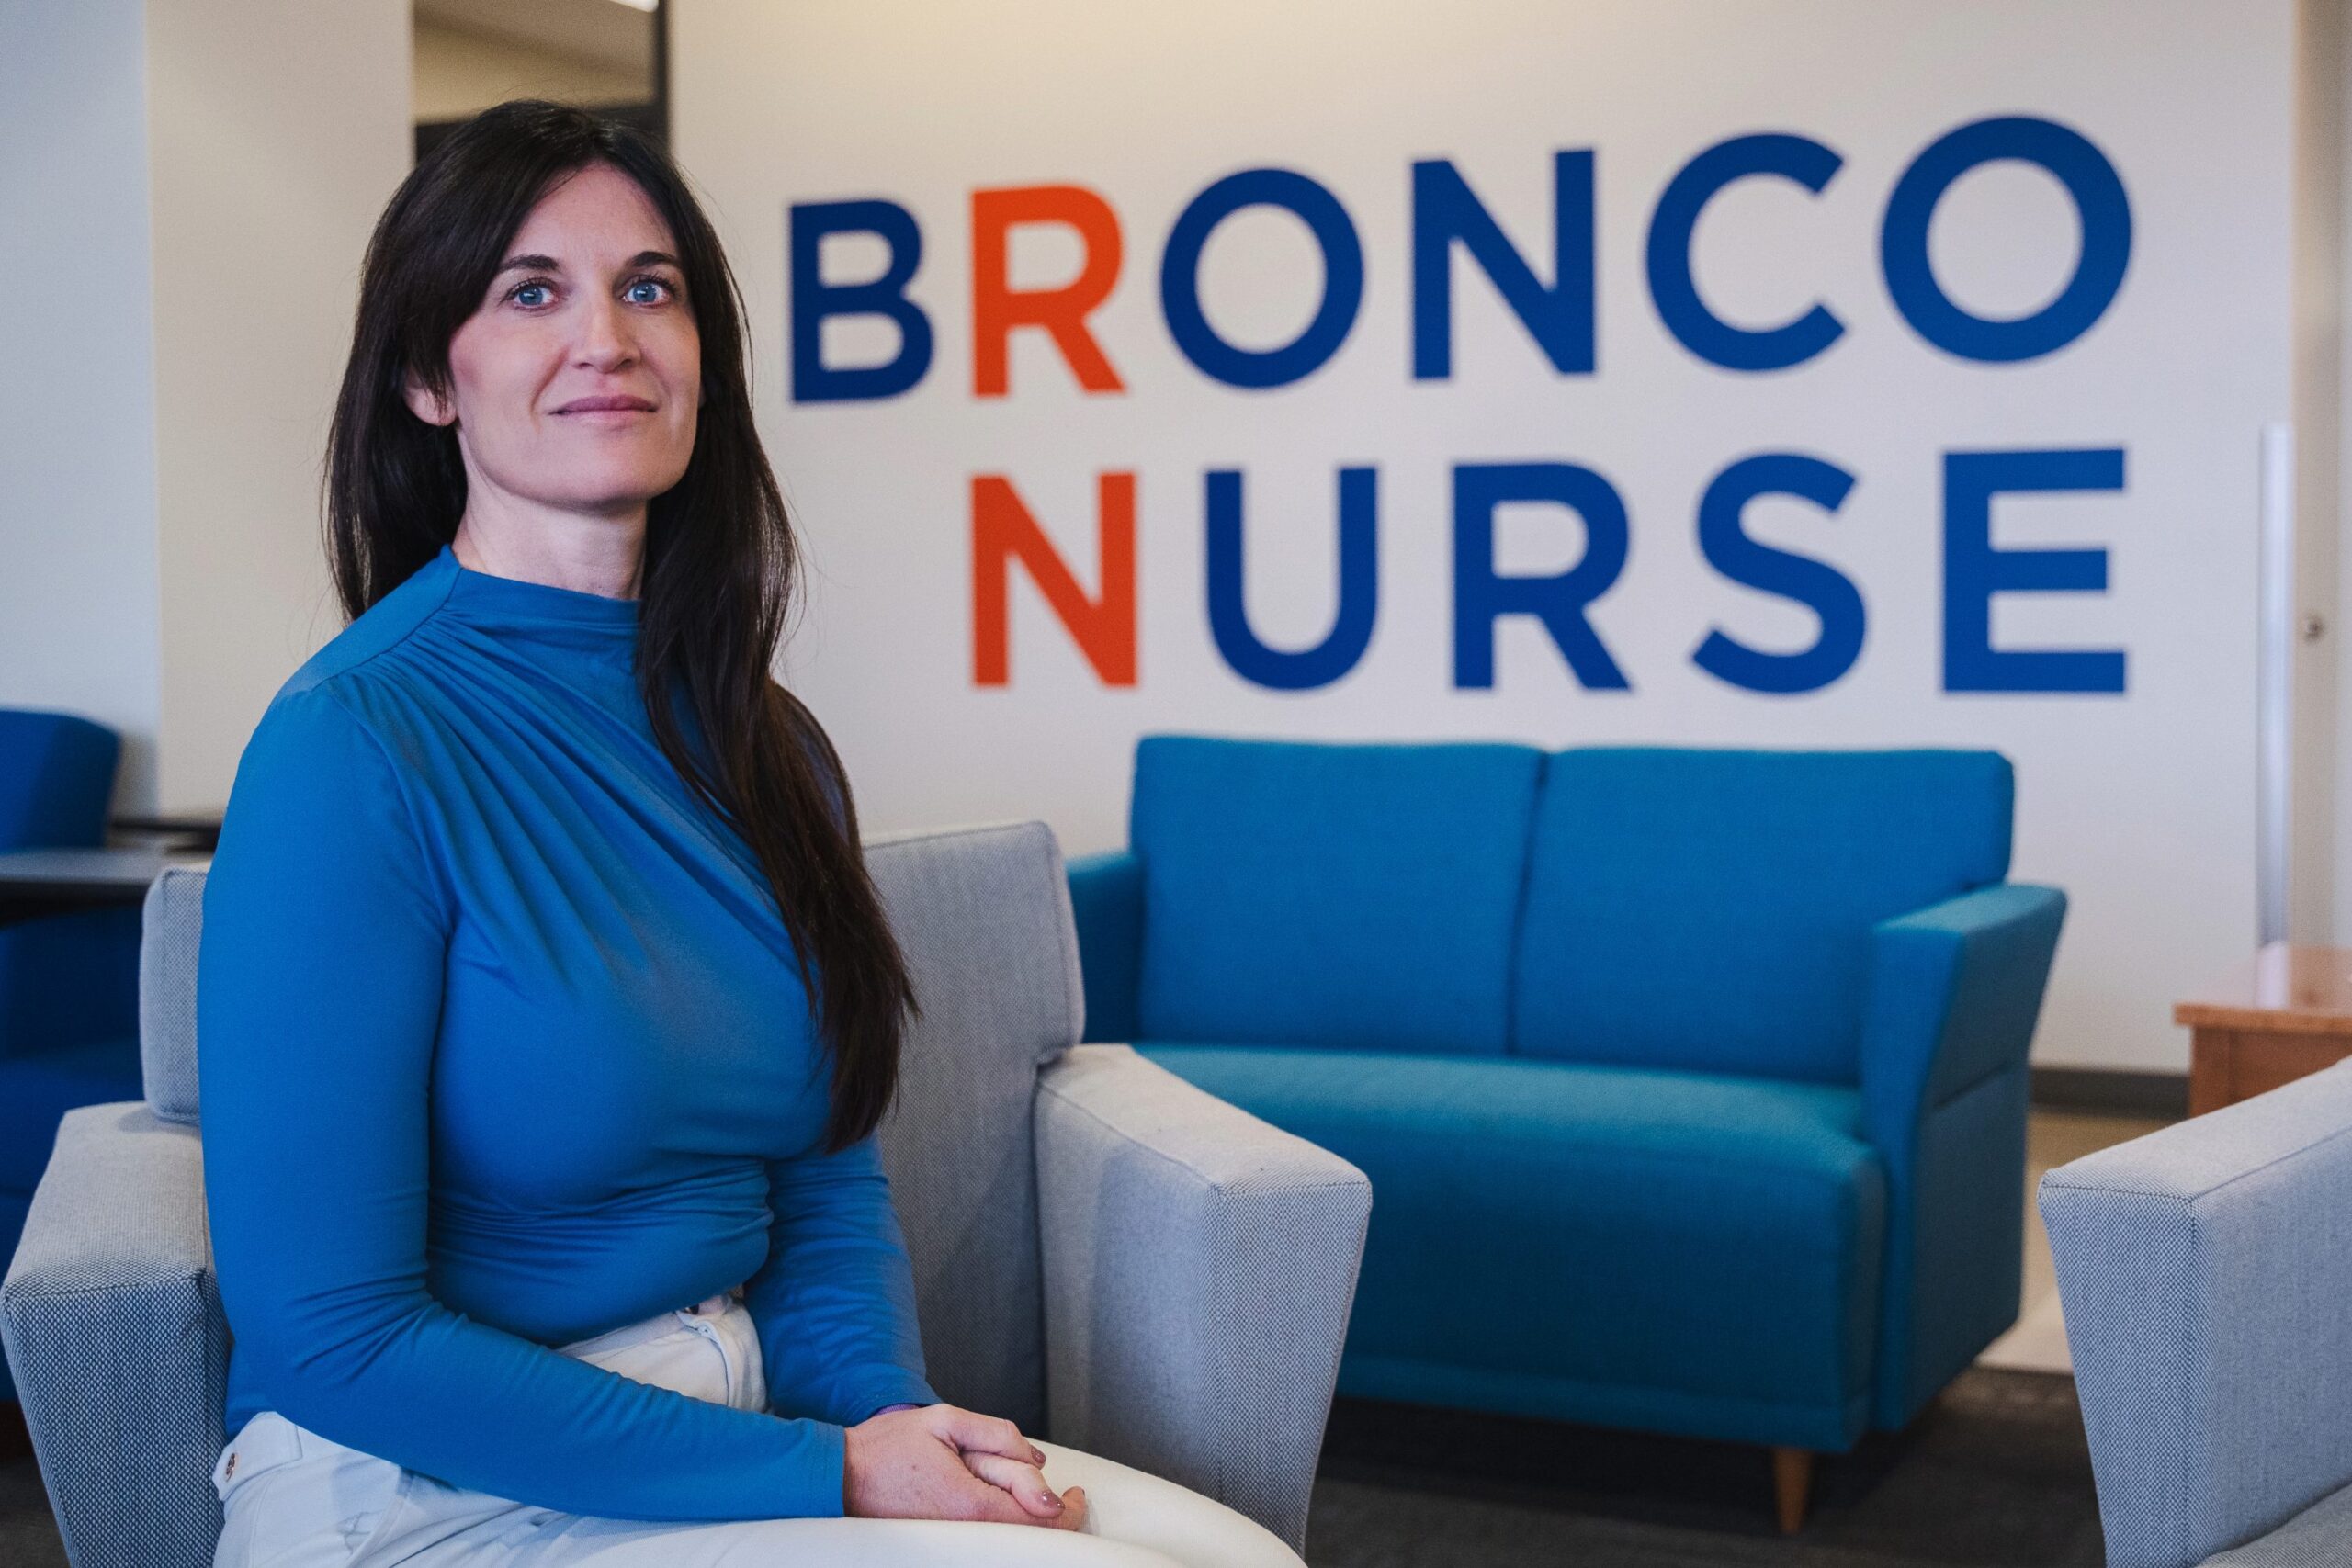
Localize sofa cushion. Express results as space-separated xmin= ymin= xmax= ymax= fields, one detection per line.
xmin=1130 ymin=736 xmax=1544 ymax=1055
xmin=1138 ymin=1044 xmax=1887 ymax=1450
xmin=0 ymin=1034 xmax=143 ymax=1191
xmin=1513 ymin=748 xmax=2013 ymax=1081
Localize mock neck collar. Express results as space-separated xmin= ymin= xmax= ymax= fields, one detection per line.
xmin=431 ymin=542 xmax=641 ymax=634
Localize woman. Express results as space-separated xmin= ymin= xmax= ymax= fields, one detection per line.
xmin=196 ymin=99 xmax=1299 ymax=1568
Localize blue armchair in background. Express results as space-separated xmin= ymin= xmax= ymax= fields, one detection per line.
xmin=1067 ymin=735 xmax=2068 ymax=1530
xmin=0 ymin=709 xmax=145 ymax=1407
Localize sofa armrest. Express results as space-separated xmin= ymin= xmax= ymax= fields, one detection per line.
xmin=1035 ymin=1043 xmax=1370 ymax=1554
xmin=1859 ymin=882 xmax=2066 ymax=1427
xmin=1863 ymin=884 xmax=2068 ymax=1118
xmin=1065 ymin=850 xmax=1142 ymax=1043
xmin=0 ymin=1102 xmax=226 ymax=1568
xmin=2040 ymin=1061 xmax=2352 ymax=1568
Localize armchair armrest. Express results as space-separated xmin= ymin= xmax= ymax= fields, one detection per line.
xmin=0 ymin=1102 xmax=225 ymax=1568
xmin=2040 ymin=1061 xmax=2352 ymax=1568
xmin=1066 ymin=850 xmax=1142 ymax=1043
xmin=1859 ymin=882 xmax=2067 ymax=1427
xmin=1035 ymin=1043 xmax=1370 ymax=1554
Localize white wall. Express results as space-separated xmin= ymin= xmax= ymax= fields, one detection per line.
xmin=146 ymin=0 xmax=412 ymax=813
xmin=0 ymin=0 xmax=164 ymax=808
xmin=0 ymin=0 xmax=410 ymax=816
xmin=2297 ymin=0 xmax=2343 ymax=945
xmin=2320 ymin=0 xmax=2352 ymax=952
xmin=676 ymin=0 xmax=2298 ymax=1074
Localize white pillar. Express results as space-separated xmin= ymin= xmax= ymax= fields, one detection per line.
xmin=0 ymin=0 xmax=164 ymax=807
xmin=0 ymin=0 xmax=410 ymax=815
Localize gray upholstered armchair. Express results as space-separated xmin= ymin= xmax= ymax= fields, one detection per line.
xmin=2041 ymin=1059 xmax=2352 ymax=1567
xmin=1 ymin=820 xmax=1372 ymax=1568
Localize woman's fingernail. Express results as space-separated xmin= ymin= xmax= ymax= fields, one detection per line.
xmin=1041 ymin=1492 xmax=1064 ymax=1512
xmin=1031 ymin=1447 xmax=1046 ymax=1465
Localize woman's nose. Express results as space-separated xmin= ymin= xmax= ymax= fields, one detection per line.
xmin=574 ymin=292 xmax=639 ymax=367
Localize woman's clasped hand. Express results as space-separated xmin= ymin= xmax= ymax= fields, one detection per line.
xmin=842 ymin=1404 xmax=1090 ymax=1530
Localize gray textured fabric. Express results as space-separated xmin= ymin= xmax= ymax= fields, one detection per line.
xmin=2041 ymin=1060 xmax=2352 ymax=1568
xmin=865 ymin=818 xmax=1087 ymax=1435
xmin=1036 ymin=1043 xmax=1373 ymax=1556
xmin=2200 ymin=1478 xmax=2352 ymax=1566
xmin=0 ymin=1102 xmax=225 ymax=1568
xmin=139 ymin=865 xmax=205 ymax=1126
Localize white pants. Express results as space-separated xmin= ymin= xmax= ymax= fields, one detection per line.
xmin=209 ymin=1292 xmax=1303 ymax=1567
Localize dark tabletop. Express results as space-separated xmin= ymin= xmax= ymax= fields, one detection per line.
xmin=0 ymin=846 xmax=210 ymax=922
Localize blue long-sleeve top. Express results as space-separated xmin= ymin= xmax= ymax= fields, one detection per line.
xmin=197 ymin=542 xmax=939 ymax=1522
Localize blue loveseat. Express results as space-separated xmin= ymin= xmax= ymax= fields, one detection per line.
xmin=0 ymin=709 xmax=145 ymax=1407
xmin=1067 ymin=735 xmax=2066 ymax=1520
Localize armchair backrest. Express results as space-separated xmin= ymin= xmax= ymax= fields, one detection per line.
xmin=0 ymin=708 xmax=119 ymax=852
xmin=1510 ymin=747 xmax=2014 ymax=1081
xmin=143 ymin=819 xmax=1083 ymax=1435
xmin=864 ymin=819 xmax=1083 ymax=1433
xmin=1128 ymin=734 xmax=1545 ymax=1055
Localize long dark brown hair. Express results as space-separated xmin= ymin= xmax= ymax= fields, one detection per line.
xmin=323 ymin=99 xmax=914 ymax=1151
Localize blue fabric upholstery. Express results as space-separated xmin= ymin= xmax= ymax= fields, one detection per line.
xmin=1 ymin=709 xmax=138 ymax=1065
xmin=1065 ymin=850 xmax=1142 ymax=1044
xmin=0 ymin=1034 xmax=144 ymax=1190
xmin=1860 ymin=884 xmax=2065 ymax=1427
xmin=1513 ymin=748 xmax=2013 ymax=1080
xmin=1077 ymin=735 xmax=2064 ymax=1458
xmin=0 ymin=904 xmax=141 ymax=1064
xmin=0 ymin=709 xmax=119 ymax=850
xmin=1141 ymin=1046 xmax=1885 ymax=1450
xmin=1130 ymin=735 xmax=1544 ymax=1055
xmin=0 ymin=709 xmax=140 ymax=1407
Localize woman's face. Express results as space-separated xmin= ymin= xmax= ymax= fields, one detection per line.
xmin=404 ymin=162 xmax=700 ymax=520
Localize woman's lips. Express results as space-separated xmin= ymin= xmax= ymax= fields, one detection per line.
xmin=555 ymin=395 xmax=657 ymax=415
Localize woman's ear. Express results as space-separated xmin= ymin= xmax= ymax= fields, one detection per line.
xmin=401 ymin=367 xmax=457 ymax=427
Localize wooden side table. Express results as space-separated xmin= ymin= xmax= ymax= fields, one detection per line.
xmin=2176 ymin=943 xmax=2352 ymax=1115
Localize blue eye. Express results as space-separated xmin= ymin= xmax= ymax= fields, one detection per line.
xmin=514 ymin=282 xmax=551 ymax=308
xmin=627 ymin=276 xmax=675 ymax=305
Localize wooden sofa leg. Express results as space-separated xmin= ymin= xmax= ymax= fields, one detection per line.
xmin=1770 ymin=1447 xmax=1813 ymax=1533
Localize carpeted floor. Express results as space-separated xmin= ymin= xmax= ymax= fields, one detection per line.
xmin=0 ymin=1369 xmax=2098 ymax=1566
xmin=1309 ymin=1371 xmax=2103 ymax=1566
xmin=0 ymin=1433 xmax=63 ymax=1568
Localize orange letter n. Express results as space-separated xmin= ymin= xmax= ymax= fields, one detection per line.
xmin=971 ymin=186 xmax=1125 ymax=397
xmin=972 ymin=473 xmax=1136 ymax=686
